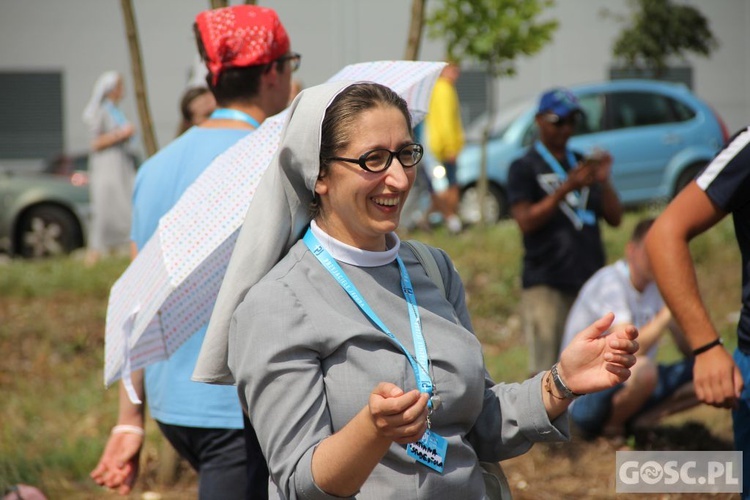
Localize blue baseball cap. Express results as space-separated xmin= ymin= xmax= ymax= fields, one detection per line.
xmin=537 ymin=88 xmax=582 ymax=117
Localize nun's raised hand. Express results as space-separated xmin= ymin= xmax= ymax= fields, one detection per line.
xmin=557 ymin=312 xmax=639 ymax=395
xmin=368 ymin=382 xmax=429 ymax=445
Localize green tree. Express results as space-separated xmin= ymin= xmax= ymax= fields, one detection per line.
xmin=427 ymin=0 xmax=557 ymax=224
xmin=610 ymin=0 xmax=718 ymax=77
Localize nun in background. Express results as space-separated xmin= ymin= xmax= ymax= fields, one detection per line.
xmin=82 ymin=70 xmax=136 ymax=265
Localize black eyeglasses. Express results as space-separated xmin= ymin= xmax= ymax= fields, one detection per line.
xmin=276 ymin=52 xmax=301 ymax=73
xmin=327 ymin=143 xmax=424 ymax=173
xmin=542 ymin=112 xmax=581 ymax=128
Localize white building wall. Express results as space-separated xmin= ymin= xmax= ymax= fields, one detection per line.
xmin=0 ymin=0 xmax=747 ymax=159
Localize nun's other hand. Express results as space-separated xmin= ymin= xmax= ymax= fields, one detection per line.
xmin=557 ymin=312 xmax=639 ymax=395
xmin=368 ymin=382 xmax=429 ymax=445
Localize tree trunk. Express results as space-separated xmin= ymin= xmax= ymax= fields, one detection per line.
xmin=210 ymin=0 xmax=228 ymax=8
xmin=404 ymin=0 xmax=427 ymax=60
xmin=478 ymin=69 xmax=496 ymax=226
xmin=120 ymin=0 xmax=158 ymax=157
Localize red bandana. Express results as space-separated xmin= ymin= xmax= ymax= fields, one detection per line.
xmin=196 ymin=5 xmax=290 ymax=86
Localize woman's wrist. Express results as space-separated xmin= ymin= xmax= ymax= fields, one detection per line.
xmin=544 ymin=370 xmax=566 ymax=400
xmin=551 ymin=363 xmax=583 ymax=399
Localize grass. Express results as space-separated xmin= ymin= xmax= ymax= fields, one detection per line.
xmin=0 ymin=209 xmax=741 ymax=498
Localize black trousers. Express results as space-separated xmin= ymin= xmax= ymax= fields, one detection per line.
xmin=157 ymin=414 xmax=268 ymax=499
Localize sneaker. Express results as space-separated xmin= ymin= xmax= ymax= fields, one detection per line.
xmin=446 ymin=215 xmax=463 ymax=234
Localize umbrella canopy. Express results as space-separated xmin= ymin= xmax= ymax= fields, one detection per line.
xmin=104 ymin=60 xmax=446 ymax=399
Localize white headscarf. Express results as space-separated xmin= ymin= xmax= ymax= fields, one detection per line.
xmin=193 ymin=80 xmax=355 ymax=384
xmin=82 ymin=70 xmax=121 ymax=127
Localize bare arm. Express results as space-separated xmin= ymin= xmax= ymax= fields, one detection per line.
xmin=90 ymin=371 xmax=145 ymax=495
xmin=599 ymin=179 xmax=623 ymax=227
xmin=592 ymin=152 xmax=622 ymax=227
xmin=667 ymin=317 xmax=693 ymax=358
xmin=645 ymin=182 xmax=743 ymax=407
xmin=91 ymin=242 xmax=145 ymax=494
xmin=92 ymin=124 xmax=134 ymax=152
xmin=631 ymin=306 xmax=672 ymax=356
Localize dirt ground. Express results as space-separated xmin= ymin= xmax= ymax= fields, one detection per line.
xmin=500 ymin=404 xmax=739 ymax=499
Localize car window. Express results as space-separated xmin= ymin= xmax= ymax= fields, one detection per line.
xmin=520 ymin=121 xmax=538 ymax=148
xmin=608 ymin=91 xmax=694 ymax=129
xmin=576 ymin=94 xmax=604 ymax=135
xmin=465 ymin=99 xmax=533 ymax=142
xmin=72 ymin=155 xmax=87 ymax=172
xmin=669 ymin=98 xmax=697 ymax=122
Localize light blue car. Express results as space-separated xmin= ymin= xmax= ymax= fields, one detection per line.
xmin=455 ymin=79 xmax=729 ymax=223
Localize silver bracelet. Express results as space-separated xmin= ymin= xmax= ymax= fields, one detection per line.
xmin=111 ymin=424 xmax=145 ymax=436
xmin=551 ymin=363 xmax=583 ymax=400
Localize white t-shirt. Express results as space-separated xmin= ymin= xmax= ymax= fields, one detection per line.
xmin=560 ymin=259 xmax=664 ymax=360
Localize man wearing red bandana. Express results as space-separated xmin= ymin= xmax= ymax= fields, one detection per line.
xmin=91 ymin=6 xmax=298 ymax=499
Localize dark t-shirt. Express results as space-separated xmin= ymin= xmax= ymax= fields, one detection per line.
xmin=507 ymin=146 xmax=606 ymax=293
xmin=697 ymin=127 xmax=750 ymax=353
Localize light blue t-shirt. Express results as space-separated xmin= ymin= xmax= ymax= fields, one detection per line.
xmin=131 ymin=126 xmax=250 ymax=428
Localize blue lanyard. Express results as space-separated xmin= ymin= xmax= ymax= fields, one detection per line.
xmin=104 ymin=100 xmax=128 ymax=127
xmin=534 ymin=140 xmax=577 ymax=180
xmin=535 ymin=140 xmax=596 ymax=226
xmin=210 ymin=108 xmax=261 ymax=128
xmin=302 ymin=229 xmax=435 ymax=407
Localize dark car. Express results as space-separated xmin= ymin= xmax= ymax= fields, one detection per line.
xmin=44 ymin=153 xmax=90 ymax=187
xmin=0 ymin=154 xmax=90 ymax=257
xmin=454 ymin=79 xmax=730 ymax=223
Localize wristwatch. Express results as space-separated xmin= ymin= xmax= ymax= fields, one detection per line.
xmin=551 ymin=363 xmax=583 ymax=400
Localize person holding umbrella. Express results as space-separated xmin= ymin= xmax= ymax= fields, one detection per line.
xmin=90 ymin=5 xmax=298 ymax=497
xmin=208 ymin=81 xmax=639 ymax=498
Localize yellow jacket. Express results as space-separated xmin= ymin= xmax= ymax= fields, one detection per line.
xmin=425 ymin=76 xmax=464 ymax=162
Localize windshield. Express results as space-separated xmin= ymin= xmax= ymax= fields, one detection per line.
xmin=464 ymin=98 xmax=534 ymax=143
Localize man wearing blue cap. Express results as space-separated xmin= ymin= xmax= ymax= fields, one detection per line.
xmin=507 ymin=88 xmax=623 ymax=376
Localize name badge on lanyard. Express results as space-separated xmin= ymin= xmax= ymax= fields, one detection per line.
xmin=303 ymin=228 xmax=448 ymax=472
xmin=407 ymin=429 xmax=448 ymax=473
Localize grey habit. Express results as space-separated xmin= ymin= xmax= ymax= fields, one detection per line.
xmin=86 ymin=103 xmax=135 ymax=252
xmin=195 ymin=81 xmax=569 ymax=499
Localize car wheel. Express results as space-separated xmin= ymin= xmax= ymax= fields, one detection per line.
xmin=459 ymin=183 xmax=507 ymax=225
xmin=17 ymin=205 xmax=83 ymax=258
xmin=673 ymin=162 xmax=707 ymax=197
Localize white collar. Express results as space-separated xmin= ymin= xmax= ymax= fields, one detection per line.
xmin=310 ymin=220 xmax=400 ymax=267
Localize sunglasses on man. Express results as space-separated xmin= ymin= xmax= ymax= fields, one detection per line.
xmin=541 ymin=112 xmax=581 ymax=128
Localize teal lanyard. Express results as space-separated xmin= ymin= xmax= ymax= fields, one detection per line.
xmin=104 ymin=100 xmax=128 ymax=127
xmin=534 ymin=140 xmax=596 ymax=226
xmin=534 ymin=140 xmax=578 ymax=179
xmin=210 ymin=108 xmax=261 ymax=128
xmin=302 ymin=228 xmax=435 ymax=408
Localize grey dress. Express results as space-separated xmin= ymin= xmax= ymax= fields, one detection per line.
xmin=87 ymin=102 xmax=135 ymax=252
xmin=229 ymin=236 xmax=569 ymax=500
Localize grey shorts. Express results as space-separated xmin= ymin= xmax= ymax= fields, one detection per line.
xmin=521 ymin=285 xmax=576 ymax=375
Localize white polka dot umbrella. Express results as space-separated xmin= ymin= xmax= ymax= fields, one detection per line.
xmin=103 ymin=60 xmax=446 ymax=400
